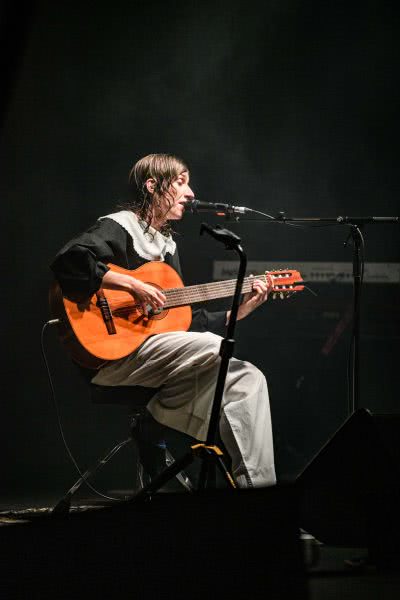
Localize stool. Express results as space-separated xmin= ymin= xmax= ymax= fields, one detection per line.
xmin=51 ymin=383 xmax=194 ymax=515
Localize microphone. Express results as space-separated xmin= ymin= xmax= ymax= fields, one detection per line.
xmin=185 ymin=199 xmax=252 ymax=216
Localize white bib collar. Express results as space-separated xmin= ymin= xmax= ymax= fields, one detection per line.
xmin=99 ymin=210 xmax=176 ymax=261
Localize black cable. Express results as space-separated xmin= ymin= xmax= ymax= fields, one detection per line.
xmin=40 ymin=320 xmax=123 ymax=503
xmin=302 ymin=285 xmax=318 ymax=297
xmin=345 ymin=226 xmax=365 ymax=415
xmin=239 ymin=209 xmax=306 ymax=228
xmin=346 ymin=336 xmax=354 ymax=416
xmin=234 ymin=210 xmax=348 ymax=229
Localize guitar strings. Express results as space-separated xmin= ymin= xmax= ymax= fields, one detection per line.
xmin=106 ymin=275 xmax=265 ymax=311
xmin=104 ymin=273 xmax=303 ymax=314
xmin=108 ymin=275 xmax=265 ymax=312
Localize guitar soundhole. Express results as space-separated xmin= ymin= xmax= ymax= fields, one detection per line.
xmin=146 ymin=307 xmax=169 ymax=321
xmin=140 ymin=281 xmax=169 ymax=321
xmin=128 ymin=306 xmax=169 ymax=325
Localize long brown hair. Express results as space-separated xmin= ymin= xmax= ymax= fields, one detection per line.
xmin=126 ymin=153 xmax=189 ymax=236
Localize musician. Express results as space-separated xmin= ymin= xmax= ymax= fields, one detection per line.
xmin=50 ymin=153 xmax=276 ymax=488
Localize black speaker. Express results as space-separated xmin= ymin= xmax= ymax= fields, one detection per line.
xmin=296 ymin=408 xmax=400 ymax=562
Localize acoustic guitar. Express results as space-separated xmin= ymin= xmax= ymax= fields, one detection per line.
xmin=49 ymin=262 xmax=304 ymax=369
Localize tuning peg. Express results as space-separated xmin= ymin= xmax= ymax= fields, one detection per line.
xmin=280 ymin=292 xmax=284 ymax=300
xmin=272 ymin=293 xmax=277 ymax=300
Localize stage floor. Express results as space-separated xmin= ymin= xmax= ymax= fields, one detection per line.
xmin=1 ymin=488 xmax=399 ymax=600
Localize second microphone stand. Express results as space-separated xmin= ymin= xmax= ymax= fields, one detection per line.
xmin=261 ymin=212 xmax=397 ymax=416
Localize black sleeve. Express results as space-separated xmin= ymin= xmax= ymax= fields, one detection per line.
xmin=164 ymin=244 xmax=183 ymax=279
xmin=189 ymin=308 xmax=227 ymax=336
xmin=49 ymin=219 xmax=128 ymax=301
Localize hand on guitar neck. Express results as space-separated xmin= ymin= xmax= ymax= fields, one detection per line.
xmin=226 ymin=273 xmax=273 ymax=325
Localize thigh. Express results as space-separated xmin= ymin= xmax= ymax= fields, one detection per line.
xmin=92 ymin=330 xmax=223 ymax=388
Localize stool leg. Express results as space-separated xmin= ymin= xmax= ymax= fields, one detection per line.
xmin=165 ymin=448 xmax=194 ymax=492
xmin=51 ymin=438 xmax=132 ymax=516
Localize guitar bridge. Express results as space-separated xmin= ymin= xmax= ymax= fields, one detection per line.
xmin=96 ymin=291 xmax=116 ymax=335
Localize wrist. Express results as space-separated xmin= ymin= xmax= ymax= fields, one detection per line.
xmin=226 ymin=308 xmax=246 ymax=325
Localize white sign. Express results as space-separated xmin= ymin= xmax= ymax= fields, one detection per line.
xmin=213 ymin=261 xmax=400 ymax=284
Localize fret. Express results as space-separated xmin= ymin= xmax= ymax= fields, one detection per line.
xmin=164 ymin=275 xmax=266 ymax=308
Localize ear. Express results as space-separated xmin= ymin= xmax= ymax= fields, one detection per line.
xmin=145 ymin=178 xmax=156 ymax=194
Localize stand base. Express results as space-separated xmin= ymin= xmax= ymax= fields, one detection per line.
xmin=131 ymin=442 xmax=236 ymax=503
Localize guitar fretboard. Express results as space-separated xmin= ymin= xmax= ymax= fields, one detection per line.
xmin=163 ymin=274 xmax=267 ymax=308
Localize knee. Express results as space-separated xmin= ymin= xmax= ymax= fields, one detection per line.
xmin=196 ymin=331 xmax=223 ymax=357
xmin=245 ymin=361 xmax=267 ymax=387
xmin=239 ymin=358 xmax=264 ymax=377
xmin=229 ymin=358 xmax=267 ymax=388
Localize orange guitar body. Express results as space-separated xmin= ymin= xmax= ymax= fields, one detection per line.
xmin=49 ymin=262 xmax=192 ymax=369
xmin=50 ymin=261 xmax=304 ymax=370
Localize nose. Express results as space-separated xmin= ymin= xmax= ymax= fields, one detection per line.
xmin=185 ymin=186 xmax=195 ymax=200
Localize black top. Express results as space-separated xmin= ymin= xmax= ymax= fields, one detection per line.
xmin=50 ymin=217 xmax=227 ymax=337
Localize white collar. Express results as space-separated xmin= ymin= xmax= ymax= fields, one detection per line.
xmin=99 ymin=210 xmax=176 ymax=261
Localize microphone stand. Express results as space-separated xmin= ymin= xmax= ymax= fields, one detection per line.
xmin=126 ymin=222 xmax=246 ymax=502
xmin=187 ymin=204 xmax=398 ymax=415
xmin=243 ymin=212 xmax=398 ymax=416
xmin=197 ymin=223 xmax=247 ymax=489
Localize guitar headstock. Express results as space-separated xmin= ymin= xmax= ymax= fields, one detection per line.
xmin=267 ymin=269 xmax=304 ymax=300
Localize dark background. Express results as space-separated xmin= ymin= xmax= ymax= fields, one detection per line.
xmin=1 ymin=0 xmax=399 ymax=502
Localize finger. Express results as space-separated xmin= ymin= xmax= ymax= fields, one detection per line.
xmin=251 ymin=283 xmax=269 ymax=304
xmin=253 ymin=281 xmax=267 ymax=292
xmin=252 ymin=282 xmax=267 ymax=298
xmin=143 ymin=292 xmax=161 ymax=311
xmin=149 ymin=296 xmax=164 ymax=310
xmin=147 ymin=299 xmax=158 ymax=311
xmin=257 ymin=281 xmax=270 ymax=297
xmin=156 ymin=291 xmax=166 ymax=305
xmin=151 ymin=286 xmax=166 ymax=300
xmin=153 ymin=295 xmax=165 ymax=309
xmin=150 ymin=288 xmax=166 ymax=306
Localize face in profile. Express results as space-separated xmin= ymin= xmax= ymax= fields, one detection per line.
xmin=147 ymin=170 xmax=194 ymax=227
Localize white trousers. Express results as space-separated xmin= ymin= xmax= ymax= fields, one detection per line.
xmin=92 ymin=331 xmax=276 ymax=488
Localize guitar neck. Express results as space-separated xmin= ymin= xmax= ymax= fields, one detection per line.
xmin=164 ymin=275 xmax=266 ymax=308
